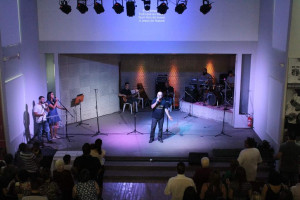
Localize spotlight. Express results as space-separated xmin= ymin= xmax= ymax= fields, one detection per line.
xmin=77 ymin=0 xmax=88 ymax=14
xmin=142 ymin=0 xmax=151 ymax=11
xmin=175 ymin=0 xmax=187 ymax=14
xmin=60 ymin=0 xmax=72 ymax=14
xmin=94 ymin=0 xmax=105 ymax=14
xmin=200 ymin=0 xmax=212 ymax=14
xmin=113 ymin=0 xmax=124 ymax=14
xmin=126 ymin=0 xmax=136 ymax=17
xmin=157 ymin=0 xmax=168 ymax=14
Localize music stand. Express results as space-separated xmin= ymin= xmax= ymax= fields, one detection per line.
xmin=75 ymin=94 xmax=89 ymax=127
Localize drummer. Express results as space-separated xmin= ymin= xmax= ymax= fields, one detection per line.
xmin=198 ymin=68 xmax=213 ymax=102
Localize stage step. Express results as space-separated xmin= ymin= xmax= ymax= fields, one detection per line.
xmin=103 ymin=161 xmax=270 ymax=183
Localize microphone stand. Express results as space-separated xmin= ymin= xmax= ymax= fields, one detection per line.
xmin=215 ymin=104 xmax=232 ymax=137
xmin=184 ymin=91 xmax=198 ymax=119
xmin=126 ymin=107 xmax=144 ymax=135
xmin=92 ymin=89 xmax=107 ymax=137
xmin=58 ymin=100 xmax=74 ymax=142
xmin=164 ymin=107 xmax=175 ymax=136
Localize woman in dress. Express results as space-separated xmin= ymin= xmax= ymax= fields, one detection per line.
xmin=47 ymin=92 xmax=64 ymax=139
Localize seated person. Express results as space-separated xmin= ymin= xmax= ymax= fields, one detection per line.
xmin=118 ymin=82 xmax=138 ymax=107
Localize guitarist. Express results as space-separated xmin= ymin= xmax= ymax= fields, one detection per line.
xmin=119 ymin=82 xmax=138 ymax=107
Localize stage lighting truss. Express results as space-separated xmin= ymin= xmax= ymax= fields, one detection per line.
xmin=142 ymin=0 xmax=151 ymax=11
xmin=126 ymin=0 xmax=136 ymax=17
xmin=94 ymin=0 xmax=105 ymax=14
xmin=157 ymin=0 xmax=168 ymax=14
xmin=77 ymin=0 xmax=88 ymax=14
xmin=113 ymin=0 xmax=124 ymax=14
xmin=200 ymin=0 xmax=212 ymax=15
xmin=175 ymin=0 xmax=187 ymax=14
xmin=60 ymin=0 xmax=72 ymax=14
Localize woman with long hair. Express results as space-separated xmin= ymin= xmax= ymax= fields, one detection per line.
xmin=47 ymin=92 xmax=64 ymax=139
xmin=200 ymin=170 xmax=227 ymax=200
xmin=228 ymin=166 xmax=252 ymax=200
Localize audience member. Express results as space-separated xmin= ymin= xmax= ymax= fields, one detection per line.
xmin=90 ymin=139 xmax=106 ymax=165
xmin=275 ymin=130 xmax=300 ymax=186
xmin=15 ymin=169 xmax=31 ymax=198
xmin=183 ymin=186 xmax=199 ymax=200
xmin=228 ymin=166 xmax=252 ymax=200
xmin=72 ymin=169 xmax=100 ymax=200
xmin=193 ymin=157 xmax=212 ymax=195
xmin=19 ymin=143 xmax=41 ymax=176
xmin=164 ymin=162 xmax=196 ymax=200
xmin=73 ymin=143 xmax=101 ymax=181
xmin=261 ymin=170 xmax=287 ymax=200
xmin=237 ymin=137 xmax=262 ymax=182
xmin=222 ymin=160 xmax=240 ymax=184
xmin=291 ymin=180 xmax=300 ymax=200
xmin=39 ymin=168 xmax=61 ymax=200
xmin=251 ymin=192 xmax=262 ymax=200
xmin=200 ymin=170 xmax=227 ymax=200
xmin=63 ymin=154 xmax=72 ymax=171
xmin=53 ymin=159 xmax=74 ymax=200
xmin=22 ymin=177 xmax=47 ymax=200
xmin=32 ymin=142 xmax=43 ymax=168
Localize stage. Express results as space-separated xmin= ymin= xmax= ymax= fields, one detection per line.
xmin=49 ymin=108 xmax=259 ymax=158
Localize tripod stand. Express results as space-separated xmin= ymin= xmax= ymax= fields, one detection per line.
xmin=58 ymin=100 xmax=75 ymax=142
xmin=127 ymin=109 xmax=144 ymax=135
xmin=92 ymin=89 xmax=107 ymax=137
xmin=215 ymin=105 xmax=231 ymax=137
xmin=75 ymin=94 xmax=89 ymax=127
xmin=184 ymin=91 xmax=198 ymax=119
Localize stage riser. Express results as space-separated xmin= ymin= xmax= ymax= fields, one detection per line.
xmin=180 ymin=101 xmax=233 ymax=125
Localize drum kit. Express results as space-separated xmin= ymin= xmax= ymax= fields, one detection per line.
xmin=194 ymin=78 xmax=234 ymax=106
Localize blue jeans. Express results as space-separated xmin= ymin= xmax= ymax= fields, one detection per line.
xmin=37 ymin=121 xmax=52 ymax=142
xmin=150 ymin=117 xmax=164 ymax=140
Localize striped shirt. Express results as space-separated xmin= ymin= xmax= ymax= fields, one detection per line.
xmin=20 ymin=151 xmax=39 ymax=173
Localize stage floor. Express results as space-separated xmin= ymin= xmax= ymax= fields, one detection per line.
xmin=52 ymin=109 xmax=260 ymax=158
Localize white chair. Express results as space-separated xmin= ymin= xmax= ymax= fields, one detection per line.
xmin=123 ymin=90 xmax=138 ymax=114
xmin=137 ymin=91 xmax=144 ymax=109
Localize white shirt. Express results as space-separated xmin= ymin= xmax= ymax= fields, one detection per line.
xmin=33 ymin=104 xmax=48 ymax=123
xmin=291 ymin=183 xmax=300 ymax=200
xmin=237 ymin=148 xmax=262 ymax=181
xmin=164 ymin=174 xmax=196 ymax=200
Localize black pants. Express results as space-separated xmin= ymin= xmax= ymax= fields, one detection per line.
xmin=150 ymin=117 xmax=164 ymax=140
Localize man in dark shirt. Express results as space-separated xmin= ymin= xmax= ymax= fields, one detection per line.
xmin=118 ymin=82 xmax=138 ymax=105
xmin=275 ymin=130 xmax=300 ymax=186
xmin=149 ymin=91 xmax=173 ymax=143
xmin=73 ymin=143 xmax=101 ymax=181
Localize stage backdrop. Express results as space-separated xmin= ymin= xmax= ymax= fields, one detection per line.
xmin=120 ymin=54 xmax=235 ymax=103
xmin=59 ymin=54 xmax=120 ymax=124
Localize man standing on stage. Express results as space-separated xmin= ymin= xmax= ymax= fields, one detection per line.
xmin=149 ymin=91 xmax=173 ymax=143
xmin=33 ymin=96 xmax=53 ymax=144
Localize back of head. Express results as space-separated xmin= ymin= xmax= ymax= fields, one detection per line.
xmin=19 ymin=143 xmax=27 ymax=152
xmin=95 ymin=139 xmax=102 ymax=153
xmin=177 ymin=162 xmax=185 ymax=174
xmin=63 ymin=154 xmax=71 ymax=165
xmin=245 ymin=137 xmax=257 ymax=148
xmin=78 ymin=169 xmax=91 ymax=183
xmin=183 ymin=186 xmax=198 ymax=200
xmin=82 ymin=143 xmax=91 ymax=155
xmin=268 ymin=170 xmax=282 ymax=186
xmin=55 ymin=159 xmax=65 ymax=171
xmin=18 ymin=169 xmax=29 ymax=182
xmin=201 ymin=157 xmax=210 ymax=168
